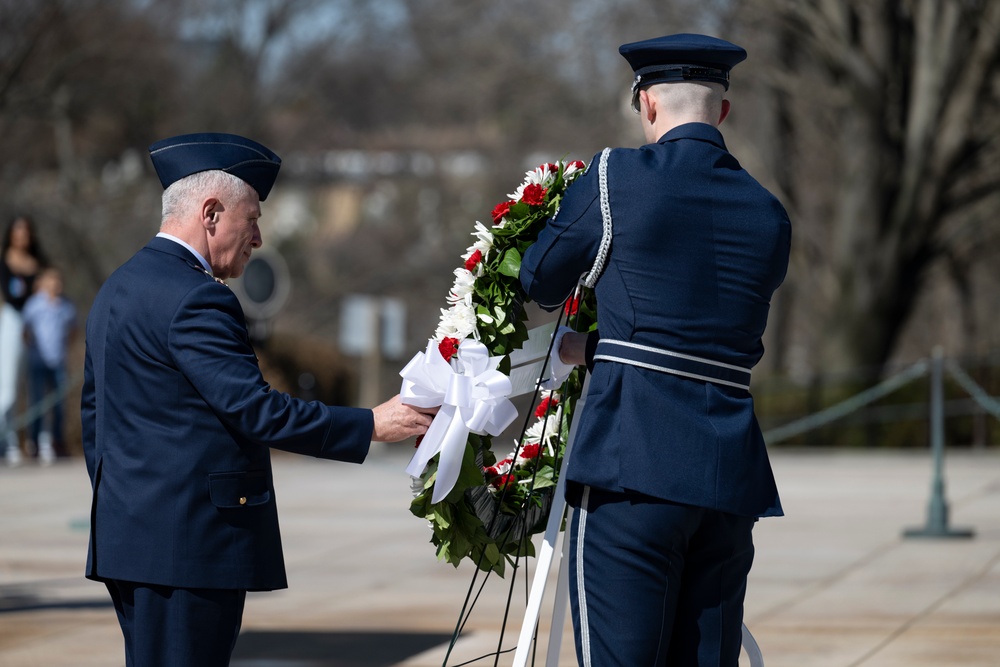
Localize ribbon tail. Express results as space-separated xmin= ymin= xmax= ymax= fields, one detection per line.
xmin=405 ymin=406 xmax=453 ymax=478
xmin=430 ymin=413 xmax=474 ymax=504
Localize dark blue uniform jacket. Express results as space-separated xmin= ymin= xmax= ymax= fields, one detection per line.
xmin=82 ymin=237 xmax=374 ymax=590
xmin=520 ymin=123 xmax=790 ymax=517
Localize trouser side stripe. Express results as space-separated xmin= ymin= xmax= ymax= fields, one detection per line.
xmin=576 ymin=485 xmax=592 ymax=667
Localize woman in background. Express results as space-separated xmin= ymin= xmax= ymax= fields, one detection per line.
xmin=1 ymin=215 xmax=47 ymax=466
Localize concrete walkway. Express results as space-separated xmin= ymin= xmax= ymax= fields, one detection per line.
xmin=1 ymin=447 xmax=998 ymax=666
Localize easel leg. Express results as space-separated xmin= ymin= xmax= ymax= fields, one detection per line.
xmin=544 ymin=506 xmax=573 ymax=665
xmin=512 ymin=376 xmax=589 ymax=667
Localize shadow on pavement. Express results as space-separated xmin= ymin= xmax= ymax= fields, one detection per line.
xmin=0 ymin=590 xmax=112 ymax=613
xmin=231 ymin=629 xmax=455 ymax=667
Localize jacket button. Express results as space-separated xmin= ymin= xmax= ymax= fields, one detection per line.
xmin=239 ymin=497 xmax=247 ymax=505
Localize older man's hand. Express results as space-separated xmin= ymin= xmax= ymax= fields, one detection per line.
xmin=371 ymin=394 xmax=437 ymax=442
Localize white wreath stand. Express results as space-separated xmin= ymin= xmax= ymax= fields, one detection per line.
xmin=509 ymin=373 xmax=586 ymax=667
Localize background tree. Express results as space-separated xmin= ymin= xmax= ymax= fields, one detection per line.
xmin=733 ymin=0 xmax=1000 ymax=376
xmin=3 ymin=0 xmax=1000 ymax=446
xmin=0 ymin=0 xmax=181 ymax=294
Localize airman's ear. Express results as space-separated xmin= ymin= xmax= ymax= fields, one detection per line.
xmin=719 ymin=99 xmax=731 ymax=125
xmin=641 ymin=89 xmax=657 ymax=125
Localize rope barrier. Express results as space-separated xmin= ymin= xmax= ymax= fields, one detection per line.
xmin=759 ymin=354 xmax=1000 ymax=447
xmin=945 ymin=361 xmax=1000 ymax=421
xmin=2 ymin=371 xmax=83 ymax=434
xmin=762 ymin=359 xmax=929 ymax=444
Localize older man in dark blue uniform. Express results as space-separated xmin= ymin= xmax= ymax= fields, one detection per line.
xmin=82 ymin=133 xmax=435 ymax=666
xmin=520 ymin=35 xmax=791 ymax=666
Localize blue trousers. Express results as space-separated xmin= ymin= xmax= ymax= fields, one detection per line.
xmin=27 ymin=357 xmax=65 ymax=446
xmin=567 ymin=484 xmax=755 ymax=666
xmin=105 ymin=580 xmax=246 ymax=667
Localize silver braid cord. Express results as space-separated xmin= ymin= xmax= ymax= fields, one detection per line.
xmin=582 ymin=147 xmax=613 ymax=289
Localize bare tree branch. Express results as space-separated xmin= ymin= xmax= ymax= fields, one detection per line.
xmin=0 ymin=1 xmax=61 ymax=113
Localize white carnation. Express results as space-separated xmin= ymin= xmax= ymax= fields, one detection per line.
xmin=564 ymin=161 xmax=585 ymax=178
xmin=471 ymin=221 xmax=494 ymax=250
xmin=434 ymin=302 xmax=478 ymax=342
xmin=489 ymin=457 xmax=513 ymax=475
xmin=508 ymin=163 xmax=561 ymax=201
xmin=522 ymin=410 xmax=563 ymax=451
xmin=447 ymin=267 xmax=477 ymax=303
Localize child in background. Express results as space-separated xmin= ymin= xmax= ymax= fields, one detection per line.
xmin=21 ymin=267 xmax=76 ymax=465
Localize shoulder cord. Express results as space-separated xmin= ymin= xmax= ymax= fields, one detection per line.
xmin=582 ymin=147 xmax=613 ymax=289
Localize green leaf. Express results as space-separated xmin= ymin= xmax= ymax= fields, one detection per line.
xmin=455 ymin=442 xmax=489 ymax=490
xmin=409 ymin=494 xmax=430 ymax=519
xmin=530 ymin=476 xmax=556 ymax=490
xmin=484 ymin=541 xmax=501 ymax=564
xmin=451 ymin=532 xmax=472 ymax=560
xmin=508 ymin=201 xmax=530 ymax=218
xmin=498 ymin=248 xmax=522 ymax=278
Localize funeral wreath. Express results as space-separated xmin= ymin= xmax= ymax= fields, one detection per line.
xmin=400 ymin=159 xmax=597 ymax=575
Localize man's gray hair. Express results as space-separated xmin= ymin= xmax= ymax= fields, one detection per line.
xmin=161 ymin=170 xmax=254 ymax=223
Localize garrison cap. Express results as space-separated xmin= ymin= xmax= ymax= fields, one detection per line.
xmin=148 ymin=132 xmax=282 ymax=201
xmin=620 ymin=33 xmax=747 ymax=108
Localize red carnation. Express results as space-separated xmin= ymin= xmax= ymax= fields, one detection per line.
xmin=521 ymin=183 xmax=547 ymax=206
xmin=519 ymin=443 xmax=542 ymax=460
xmin=492 ymin=200 xmax=512 ymax=225
xmin=564 ymin=293 xmax=580 ymax=316
xmin=543 ymin=162 xmax=559 ymax=173
xmin=534 ymin=395 xmax=559 ymax=418
xmin=438 ymin=337 xmax=460 ymax=362
xmin=484 ymin=457 xmax=513 ymax=479
xmin=491 ymin=473 xmax=516 ymax=490
xmin=569 ymin=160 xmax=585 ymax=171
xmin=464 ymin=249 xmax=483 ymax=272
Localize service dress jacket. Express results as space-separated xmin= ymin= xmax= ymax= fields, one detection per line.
xmin=82 ymin=237 xmax=374 ymax=590
xmin=520 ymin=123 xmax=791 ymax=518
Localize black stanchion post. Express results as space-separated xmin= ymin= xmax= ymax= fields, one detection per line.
xmin=904 ymin=346 xmax=974 ymax=539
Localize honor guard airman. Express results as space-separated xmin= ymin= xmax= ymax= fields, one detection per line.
xmin=520 ymin=34 xmax=791 ymax=666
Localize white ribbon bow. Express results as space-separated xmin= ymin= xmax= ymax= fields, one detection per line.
xmin=400 ymin=338 xmax=518 ymax=503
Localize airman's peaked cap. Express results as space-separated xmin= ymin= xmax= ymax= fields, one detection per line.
xmin=149 ymin=133 xmax=281 ymax=201
xmin=619 ymin=33 xmax=747 ymax=92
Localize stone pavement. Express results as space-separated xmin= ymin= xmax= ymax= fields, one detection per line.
xmin=1 ymin=447 xmax=999 ymax=666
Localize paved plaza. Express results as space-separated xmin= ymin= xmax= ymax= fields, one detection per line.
xmin=2 ymin=446 xmax=999 ymax=666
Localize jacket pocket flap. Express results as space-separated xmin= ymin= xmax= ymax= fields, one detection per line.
xmin=208 ymin=470 xmax=271 ymax=508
